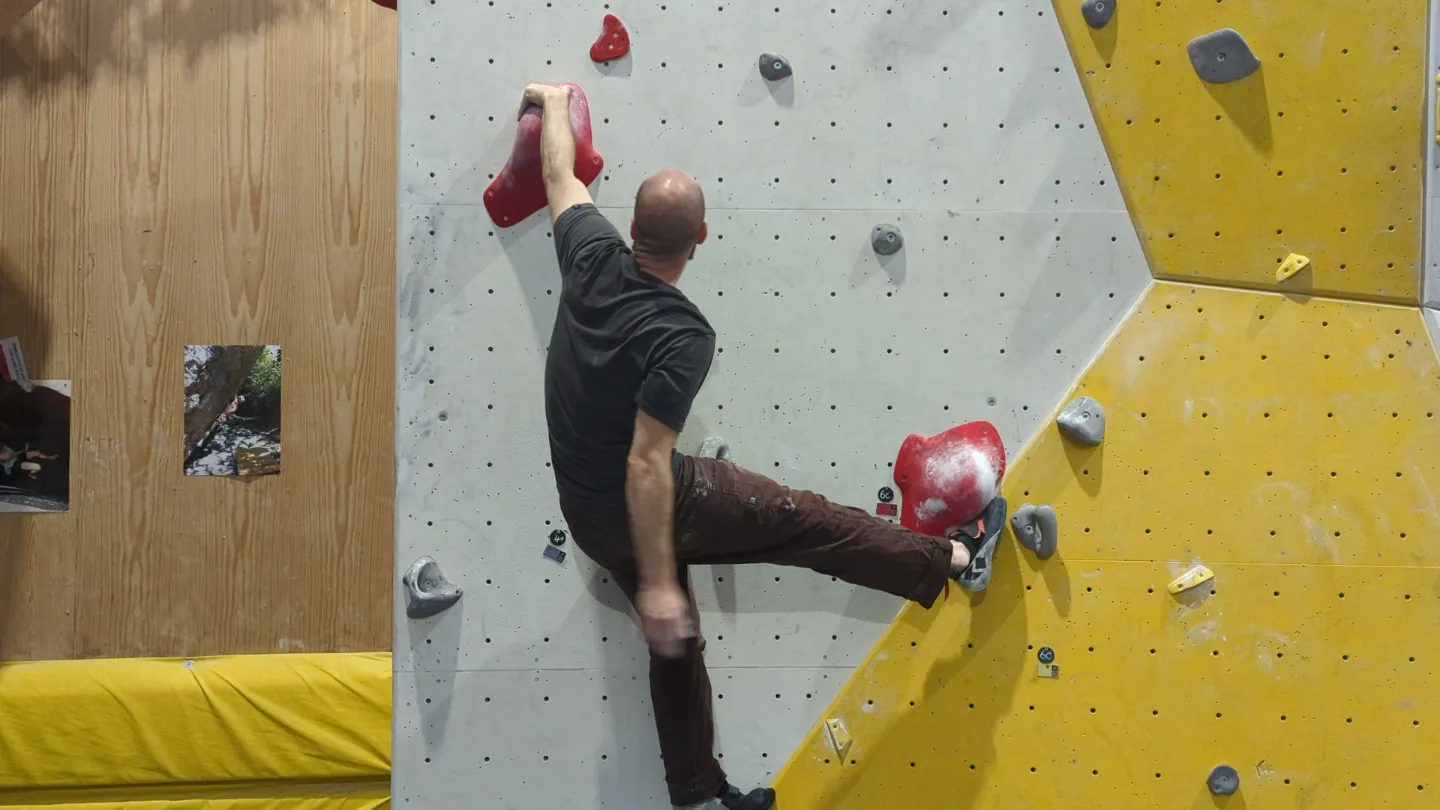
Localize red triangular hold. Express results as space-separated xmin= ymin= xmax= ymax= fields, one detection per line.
xmin=589 ymin=14 xmax=630 ymax=62
xmin=893 ymin=421 xmax=1007 ymax=537
xmin=483 ymin=83 xmax=605 ymax=228
xmin=370 ymin=0 xmax=396 ymax=8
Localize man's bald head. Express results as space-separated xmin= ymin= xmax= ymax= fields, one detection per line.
xmin=632 ymin=168 xmax=706 ymax=267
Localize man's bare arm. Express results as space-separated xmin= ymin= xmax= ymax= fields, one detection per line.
xmin=626 ymin=411 xmax=680 ymax=589
xmin=523 ymin=83 xmax=593 ymax=223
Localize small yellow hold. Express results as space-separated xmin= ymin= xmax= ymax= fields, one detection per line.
xmin=1167 ymin=564 xmax=1216 ymax=594
xmin=825 ymin=718 xmax=852 ymax=760
xmin=1275 ymin=253 xmax=1310 ymax=282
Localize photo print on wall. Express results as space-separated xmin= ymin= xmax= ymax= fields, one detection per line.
xmin=0 ymin=378 xmax=72 ymax=513
xmin=184 ymin=345 xmax=282 ymax=476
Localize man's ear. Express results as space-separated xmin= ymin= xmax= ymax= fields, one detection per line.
xmin=631 ymin=218 xmax=638 ymax=241
xmin=695 ymin=221 xmax=709 ymax=245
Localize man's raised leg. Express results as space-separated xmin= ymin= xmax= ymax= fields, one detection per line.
xmin=671 ymin=455 xmax=1002 ymax=607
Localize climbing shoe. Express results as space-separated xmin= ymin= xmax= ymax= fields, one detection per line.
xmin=950 ymin=496 xmax=1007 ymax=592
xmin=717 ymin=784 xmax=776 ymax=810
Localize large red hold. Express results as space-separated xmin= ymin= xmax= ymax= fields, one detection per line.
xmin=589 ymin=14 xmax=631 ymax=62
xmin=893 ymin=421 xmax=1007 ymax=538
xmin=483 ymin=83 xmax=605 ymax=228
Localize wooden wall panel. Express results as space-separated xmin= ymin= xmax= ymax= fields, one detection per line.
xmin=0 ymin=0 xmax=395 ymax=660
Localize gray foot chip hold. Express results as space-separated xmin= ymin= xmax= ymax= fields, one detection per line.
xmin=1080 ymin=0 xmax=1115 ymax=29
xmin=1011 ymin=503 xmax=1059 ymax=559
xmin=1187 ymin=29 xmax=1260 ymax=84
xmin=1207 ymin=764 xmax=1240 ymax=796
xmin=699 ymin=436 xmax=731 ymax=461
xmin=1057 ymin=396 xmax=1105 ymax=446
xmin=957 ymin=497 xmax=1007 ymax=593
xmin=758 ymin=53 xmax=792 ymax=81
xmin=871 ymin=224 xmax=903 ymax=256
xmin=403 ymin=556 xmax=463 ymax=619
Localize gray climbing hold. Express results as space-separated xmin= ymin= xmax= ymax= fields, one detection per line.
xmin=1080 ymin=0 xmax=1115 ymax=29
xmin=403 ymin=556 xmax=463 ymax=619
xmin=1057 ymin=396 xmax=1105 ymax=446
xmin=1187 ymin=29 xmax=1260 ymax=84
xmin=1011 ymin=503 xmax=1059 ymax=559
xmin=1207 ymin=764 xmax=1240 ymax=796
xmin=758 ymin=53 xmax=792 ymax=81
xmin=699 ymin=436 xmax=731 ymax=461
xmin=871 ymin=224 xmax=903 ymax=256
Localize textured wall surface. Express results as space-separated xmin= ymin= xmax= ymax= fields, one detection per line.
xmin=766 ymin=0 xmax=1440 ymax=807
xmin=774 ymin=282 xmax=1440 ymax=807
xmin=1427 ymin=0 xmax=1440 ymax=309
xmin=0 ymin=0 xmax=395 ymax=660
xmin=394 ymin=1 xmax=1150 ymax=806
xmin=1055 ymin=0 xmax=1426 ymax=303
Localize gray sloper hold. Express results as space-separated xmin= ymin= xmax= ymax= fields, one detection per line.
xmin=1011 ymin=503 xmax=1059 ymax=559
xmin=403 ymin=556 xmax=463 ymax=619
xmin=1207 ymin=764 xmax=1240 ymax=796
xmin=699 ymin=436 xmax=731 ymax=461
xmin=1187 ymin=29 xmax=1260 ymax=84
xmin=871 ymin=224 xmax=903 ymax=256
xmin=758 ymin=53 xmax=792 ymax=81
xmin=1057 ymin=396 xmax=1105 ymax=446
xmin=1080 ymin=0 xmax=1115 ymax=29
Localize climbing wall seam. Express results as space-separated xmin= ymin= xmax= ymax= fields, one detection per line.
xmin=1427 ymin=0 xmax=1440 ymax=308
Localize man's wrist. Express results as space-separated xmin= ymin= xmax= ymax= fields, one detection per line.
xmin=638 ymin=568 xmax=679 ymax=591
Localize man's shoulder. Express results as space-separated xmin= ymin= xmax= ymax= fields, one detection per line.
xmin=654 ymin=291 xmax=714 ymax=336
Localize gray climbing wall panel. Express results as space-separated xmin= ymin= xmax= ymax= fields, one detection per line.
xmin=395 ymin=2 xmax=1152 ymax=807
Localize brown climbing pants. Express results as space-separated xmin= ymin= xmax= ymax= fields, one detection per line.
xmin=558 ymin=454 xmax=953 ymax=807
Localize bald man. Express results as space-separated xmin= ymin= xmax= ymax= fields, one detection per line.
xmin=527 ymin=83 xmax=1004 ymax=810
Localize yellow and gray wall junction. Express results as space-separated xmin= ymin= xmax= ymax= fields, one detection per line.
xmin=395 ymin=0 xmax=1440 ymax=807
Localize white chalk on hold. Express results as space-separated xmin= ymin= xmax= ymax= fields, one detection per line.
xmin=824 ymin=717 xmax=852 ymax=760
xmin=1167 ymin=564 xmax=1215 ymax=594
xmin=698 ymin=436 xmax=731 ymax=461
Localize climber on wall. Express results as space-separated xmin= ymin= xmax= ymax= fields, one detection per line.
xmin=525 ymin=82 xmax=1007 ymax=810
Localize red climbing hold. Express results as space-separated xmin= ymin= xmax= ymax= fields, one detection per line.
xmin=589 ymin=14 xmax=630 ymax=62
xmin=483 ymin=83 xmax=605 ymax=228
xmin=370 ymin=0 xmax=396 ymax=8
xmin=893 ymin=421 xmax=1007 ymax=538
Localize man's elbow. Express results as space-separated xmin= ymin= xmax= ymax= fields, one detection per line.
xmin=626 ymin=451 xmax=666 ymax=484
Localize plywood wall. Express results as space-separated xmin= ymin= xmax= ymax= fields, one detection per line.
xmin=0 ymin=0 xmax=395 ymax=660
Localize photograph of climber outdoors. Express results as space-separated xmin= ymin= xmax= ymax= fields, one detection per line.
xmin=183 ymin=345 xmax=282 ymax=476
xmin=0 ymin=379 xmax=71 ymax=513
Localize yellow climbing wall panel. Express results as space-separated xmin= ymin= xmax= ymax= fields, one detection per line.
xmin=1051 ymin=0 xmax=1426 ymax=302
xmin=772 ymin=283 xmax=1440 ymax=807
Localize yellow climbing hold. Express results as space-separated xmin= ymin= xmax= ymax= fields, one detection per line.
xmin=1167 ymin=565 xmax=1216 ymax=595
xmin=824 ymin=718 xmax=852 ymax=761
xmin=1275 ymin=253 xmax=1311 ymax=283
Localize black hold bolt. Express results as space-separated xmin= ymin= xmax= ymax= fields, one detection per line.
xmin=871 ymin=224 xmax=903 ymax=256
xmin=1207 ymin=764 xmax=1240 ymax=796
xmin=877 ymin=486 xmax=895 ymax=503
xmin=758 ymin=53 xmax=793 ymax=81
xmin=549 ymin=529 xmax=568 ymax=547
xmin=1080 ymin=0 xmax=1115 ymax=29
xmin=1038 ymin=646 xmax=1056 ymax=664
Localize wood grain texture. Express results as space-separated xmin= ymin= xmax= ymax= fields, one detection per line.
xmin=0 ymin=0 xmax=395 ymax=660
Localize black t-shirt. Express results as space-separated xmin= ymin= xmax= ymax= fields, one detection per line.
xmin=545 ymin=204 xmax=716 ymax=502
